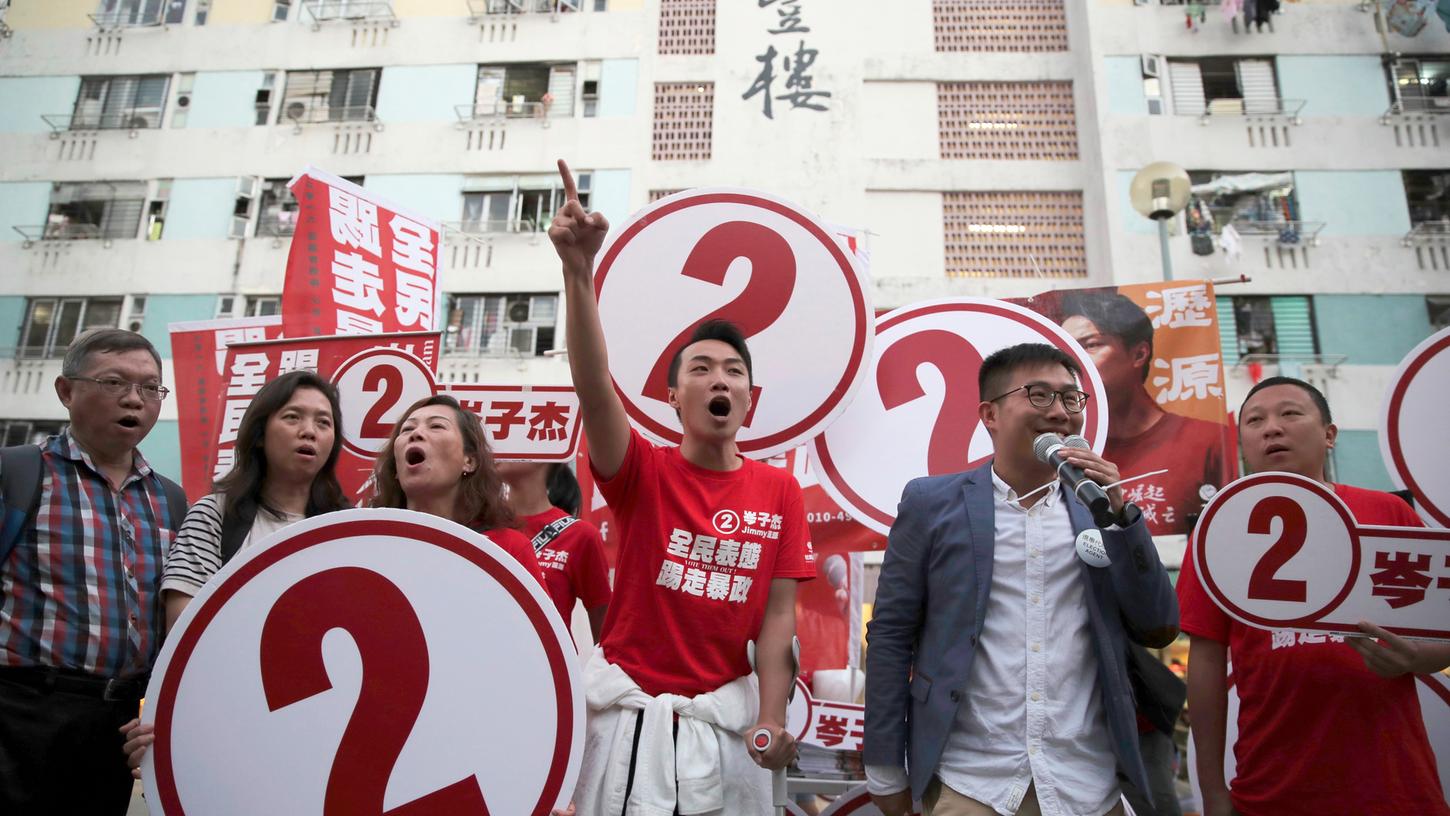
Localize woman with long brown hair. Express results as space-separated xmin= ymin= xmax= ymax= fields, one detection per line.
xmin=372 ymin=395 xmax=542 ymax=582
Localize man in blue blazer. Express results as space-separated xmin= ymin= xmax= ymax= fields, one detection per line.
xmin=865 ymin=343 xmax=1179 ymax=816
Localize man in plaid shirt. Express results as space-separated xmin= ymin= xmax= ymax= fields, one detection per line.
xmin=0 ymin=329 xmax=186 ymax=814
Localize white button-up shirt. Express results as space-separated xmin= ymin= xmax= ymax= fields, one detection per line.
xmin=867 ymin=470 xmax=1120 ymax=816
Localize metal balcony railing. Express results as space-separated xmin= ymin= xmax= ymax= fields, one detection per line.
xmin=256 ymin=215 xmax=298 ymax=238
xmin=41 ymin=112 xmax=163 ymax=132
xmin=301 ymin=0 xmax=397 ymax=26
xmin=1384 ymin=96 xmax=1450 ymax=118
xmin=454 ymin=100 xmax=556 ymax=123
xmin=1195 ymin=97 xmax=1305 ymax=125
xmin=466 ymin=0 xmax=580 ymax=18
xmin=1229 ymin=220 xmax=1325 ymax=246
xmin=280 ymin=103 xmax=381 ymax=128
xmin=444 ymin=219 xmax=545 ymax=236
xmin=1233 ymin=353 xmax=1348 ymax=373
xmin=1403 ymin=221 xmax=1450 ymax=246
xmin=13 ymin=223 xmax=106 ymax=242
xmin=88 ymin=7 xmax=165 ymax=29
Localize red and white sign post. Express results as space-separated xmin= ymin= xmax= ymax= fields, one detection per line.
xmin=593 ymin=188 xmax=875 ymax=459
xmin=1193 ymin=472 xmax=1450 ymax=640
xmin=1380 ymin=326 xmax=1450 ymax=528
xmin=811 ymin=298 xmax=1108 ymax=535
xmin=141 ymin=509 xmax=584 ymax=816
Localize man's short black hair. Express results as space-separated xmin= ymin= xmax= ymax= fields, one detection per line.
xmin=979 ymin=343 xmax=1081 ymax=400
xmin=666 ymin=319 xmax=753 ymax=387
xmin=1240 ymin=376 xmax=1333 ymax=425
xmin=1059 ymin=291 xmax=1154 ymax=383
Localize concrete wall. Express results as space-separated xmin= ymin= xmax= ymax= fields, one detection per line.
xmin=188 ymin=71 xmax=268 ymax=129
xmin=164 ymin=178 xmax=238 ymax=239
xmin=0 ymin=296 xmax=27 ymax=357
xmin=0 ymin=182 xmax=52 ymax=242
xmin=0 ymin=76 xmax=81 ymax=133
xmin=375 ymin=64 xmax=477 ymax=125
xmin=1314 ymin=294 xmax=1434 ymax=366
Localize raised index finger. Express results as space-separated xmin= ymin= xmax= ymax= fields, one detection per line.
xmin=557 ymin=158 xmax=579 ymax=203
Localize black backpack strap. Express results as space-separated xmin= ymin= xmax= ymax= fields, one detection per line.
xmin=155 ymin=475 xmax=189 ymax=531
xmin=531 ymin=515 xmax=579 ymax=554
xmin=0 ymin=445 xmax=45 ymax=570
xmin=218 ymin=497 xmax=258 ymax=566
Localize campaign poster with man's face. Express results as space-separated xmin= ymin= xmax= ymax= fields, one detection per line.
xmin=1013 ymin=281 xmax=1237 ymax=536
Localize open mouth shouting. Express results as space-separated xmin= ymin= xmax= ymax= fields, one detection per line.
xmin=296 ymin=443 xmax=318 ymax=460
xmin=404 ymin=445 xmax=427 ymax=468
xmin=117 ymin=415 xmax=142 ymax=431
xmin=707 ymin=395 xmax=732 ymax=419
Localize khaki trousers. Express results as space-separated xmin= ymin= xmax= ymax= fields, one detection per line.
xmin=923 ymin=777 xmax=1128 ymax=816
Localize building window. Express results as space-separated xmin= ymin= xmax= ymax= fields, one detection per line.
xmin=653 ymin=82 xmax=713 ymax=161
xmin=1387 ymin=57 xmax=1449 ymax=114
xmin=932 ymin=0 xmax=1068 ymax=53
xmin=1220 ymin=295 xmax=1317 ymax=363
xmin=95 ymin=0 xmax=167 ymax=26
xmin=124 ymin=296 xmax=147 ymax=333
xmin=255 ymin=73 xmax=277 ymax=125
xmin=1166 ymin=57 xmax=1280 ymax=116
xmin=461 ymin=173 xmax=589 ymax=234
xmin=71 ymin=74 xmax=171 ymax=130
xmin=215 ymin=295 xmax=281 ymax=318
xmin=658 ymin=0 xmax=714 ymax=56
xmin=19 ymin=297 xmax=124 ymax=358
xmin=938 ymin=81 xmax=1078 ymax=160
xmin=1404 ymin=170 xmax=1450 ymax=226
xmin=272 ymin=0 xmax=292 ymax=22
xmin=942 ymin=191 xmax=1087 ymax=279
xmin=280 ymin=68 xmax=379 ymax=125
xmin=1 ymin=420 xmax=67 ymax=447
xmin=194 ymin=0 xmax=212 ymax=24
xmin=44 ymin=182 xmax=147 ymax=241
xmin=649 ymin=189 xmax=684 ymax=202
xmin=472 ymin=63 xmax=577 ymax=119
xmin=444 ymin=293 xmax=558 ymax=357
xmin=1186 ymin=170 xmax=1297 ymax=233
xmin=1428 ymin=296 xmax=1450 ymax=332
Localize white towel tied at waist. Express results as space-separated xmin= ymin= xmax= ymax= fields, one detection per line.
xmin=574 ymin=648 xmax=772 ymax=816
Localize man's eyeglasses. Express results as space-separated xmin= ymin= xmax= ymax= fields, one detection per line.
xmin=988 ymin=384 xmax=1090 ymax=413
xmin=67 ymin=376 xmax=170 ymax=402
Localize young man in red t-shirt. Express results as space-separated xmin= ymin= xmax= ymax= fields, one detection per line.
xmin=500 ymin=461 xmax=612 ymax=643
xmin=1059 ymin=290 xmax=1230 ymax=536
xmin=548 ymin=160 xmax=812 ymax=814
xmin=1180 ymin=376 xmax=1450 ymax=816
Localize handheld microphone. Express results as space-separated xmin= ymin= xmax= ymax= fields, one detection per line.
xmin=1033 ymin=433 xmax=1116 ymax=527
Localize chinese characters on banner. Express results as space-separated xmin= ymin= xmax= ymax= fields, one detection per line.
xmin=1012 ymin=281 xmax=1237 ymax=536
xmin=441 ymin=384 xmax=584 ymax=463
xmin=280 ymin=167 xmax=442 ymax=339
xmin=169 ymin=316 xmax=285 ymax=501
xmin=742 ymin=0 xmax=833 ymax=119
xmin=215 ymin=334 xmax=442 ymax=502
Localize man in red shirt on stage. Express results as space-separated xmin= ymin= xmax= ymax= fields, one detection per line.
xmin=548 ymin=160 xmax=812 ymax=815
xmin=1179 ymin=376 xmax=1450 ymax=816
xmin=1060 ymin=291 xmax=1230 ymax=535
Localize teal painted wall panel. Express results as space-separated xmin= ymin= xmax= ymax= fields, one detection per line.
xmin=598 ymin=59 xmax=638 ymax=117
xmin=0 ymin=76 xmax=81 ymax=134
xmin=188 ymin=71 xmax=266 ymax=129
xmin=140 ymin=420 xmax=183 ymax=485
xmin=1332 ymin=429 xmax=1393 ymax=491
xmin=0 ymin=182 xmax=53 ymax=242
xmin=1314 ymin=295 xmax=1432 ymax=365
xmin=165 ymin=178 xmax=236 ymax=239
xmin=590 ymin=169 xmax=631 ymax=228
xmin=1117 ymin=171 xmax=1156 ymax=235
xmin=1104 ymin=56 xmax=1147 ymax=116
xmin=0 ymin=297 xmax=28 ymax=358
xmin=363 ymin=175 xmax=465 ymax=223
xmin=140 ymin=295 xmax=216 ymax=358
xmin=1277 ymin=56 xmax=1388 ymax=117
xmin=1295 ymin=171 xmax=1410 ymax=236
xmin=375 ymin=64 xmax=476 ymax=124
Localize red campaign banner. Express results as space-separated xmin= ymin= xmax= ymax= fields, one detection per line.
xmin=281 ymin=166 xmax=442 ymax=339
xmin=1012 ymin=280 xmax=1238 ymax=536
xmin=217 ymin=333 xmax=441 ymax=505
xmin=441 ymin=385 xmax=583 ymax=463
xmin=169 ymin=316 xmax=285 ymax=502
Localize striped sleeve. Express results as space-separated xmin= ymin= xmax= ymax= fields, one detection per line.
xmin=160 ymin=494 xmax=225 ymax=598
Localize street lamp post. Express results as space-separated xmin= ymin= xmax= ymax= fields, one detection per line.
xmin=1129 ymin=162 xmax=1192 ymax=281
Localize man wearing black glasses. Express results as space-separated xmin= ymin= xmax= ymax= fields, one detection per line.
xmin=0 ymin=328 xmax=186 ymax=814
xmin=865 ymin=342 xmax=1179 ymax=816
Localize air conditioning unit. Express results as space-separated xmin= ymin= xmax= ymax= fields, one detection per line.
xmin=508 ymin=299 xmax=531 ymax=323
xmin=284 ymin=100 xmax=312 ymax=124
xmin=1141 ymin=54 xmax=1162 ymax=78
xmin=176 ymin=92 xmax=192 ymax=109
xmin=127 ymin=318 xmax=144 ymax=332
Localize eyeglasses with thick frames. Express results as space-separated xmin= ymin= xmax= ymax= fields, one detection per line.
xmin=988 ymin=384 xmax=1090 ymax=413
xmin=67 ymin=376 xmax=170 ymax=402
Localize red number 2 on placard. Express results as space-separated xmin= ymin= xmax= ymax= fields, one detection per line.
xmin=876 ymin=331 xmax=987 ymax=476
xmin=259 ymin=567 xmax=491 ymax=815
xmin=1246 ymin=496 xmax=1309 ymax=602
xmin=640 ymin=221 xmax=798 ymax=425
xmin=361 ymin=365 xmax=404 ymax=439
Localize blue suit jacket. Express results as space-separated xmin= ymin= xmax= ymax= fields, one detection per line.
xmin=863 ymin=462 xmax=1180 ymax=802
